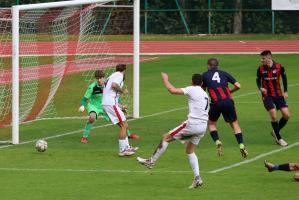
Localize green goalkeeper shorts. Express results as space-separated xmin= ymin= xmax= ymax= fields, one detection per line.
xmin=87 ymin=104 xmax=110 ymax=122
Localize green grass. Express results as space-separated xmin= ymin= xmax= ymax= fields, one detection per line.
xmin=0 ymin=54 xmax=299 ymax=199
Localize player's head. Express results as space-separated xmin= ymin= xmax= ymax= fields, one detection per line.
xmin=207 ymin=58 xmax=219 ymax=70
xmin=260 ymin=50 xmax=272 ymax=66
xmin=192 ymin=73 xmax=203 ymax=86
xmin=116 ymin=64 xmax=127 ymax=73
xmin=94 ymin=70 xmax=105 ymax=85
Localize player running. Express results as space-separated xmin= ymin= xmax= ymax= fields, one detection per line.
xmin=137 ymin=72 xmax=209 ymax=189
xmin=202 ymin=58 xmax=248 ymax=158
xmin=78 ymin=70 xmax=138 ymax=144
xmin=256 ymin=50 xmax=290 ymax=147
xmin=102 ymin=64 xmax=138 ymax=156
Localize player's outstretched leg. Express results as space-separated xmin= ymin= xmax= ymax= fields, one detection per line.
xmin=137 ymin=134 xmax=171 ymax=168
xmin=81 ymin=112 xmax=96 ymax=144
xmin=264 ymin=160 xmax=291 ymax=172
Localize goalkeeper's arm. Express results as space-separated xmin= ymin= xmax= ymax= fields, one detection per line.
xmin=78 ymin=97 xmax=88 ymax=112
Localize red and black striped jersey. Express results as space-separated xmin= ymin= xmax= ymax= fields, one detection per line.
xmin=202 ymin=69 xmax=236 ymax=103
xmin=256 ymin=62 xmax=287 ymax=97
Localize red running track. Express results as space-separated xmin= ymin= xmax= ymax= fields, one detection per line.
xmin=0 ymin=40 xmax=299 ymax=55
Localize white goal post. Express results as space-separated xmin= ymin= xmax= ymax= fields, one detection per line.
xmin=10 ymin=0 xmax=140 ymax=144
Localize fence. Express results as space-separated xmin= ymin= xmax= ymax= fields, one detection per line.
xmin=1 ymin=0 xmax=299 ymax=34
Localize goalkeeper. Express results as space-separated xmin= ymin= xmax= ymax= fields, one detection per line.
xmin=78 ymin=70 xmax=138 ymax=144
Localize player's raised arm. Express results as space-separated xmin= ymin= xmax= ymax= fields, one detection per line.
xmin=111 ymin=82 xmax=128 ymax=94
xmin=161 ymin=72 xmax=184 ymax=95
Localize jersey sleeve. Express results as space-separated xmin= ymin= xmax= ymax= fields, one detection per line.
xmin=224 ymin=72 xmax=237 ymax=84
xmin=181 ymin=86 xmax=191 ymax=96
xmin=84 ymin=85 xmax=93 ymax=99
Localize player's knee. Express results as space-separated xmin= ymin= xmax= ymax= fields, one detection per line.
xmin=283 ymin=112 xmax=290 ymax=120
xmin=294 ymin=163 xmax=299 ymax=170
xmin=120 ymin=121 xmax=128 ymax=129
xmin=293 ymin=173 xmax=299 ymax=181
xmin=88 ymin=116 xmax=95 ymax=123
xmin=162 ymin=134 xmax=170 ymax=141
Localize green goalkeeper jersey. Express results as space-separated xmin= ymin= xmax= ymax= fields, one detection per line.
xmin=83 ymin=81 xmax=104 ymax=109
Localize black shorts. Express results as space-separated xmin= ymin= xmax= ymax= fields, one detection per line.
xmin=209 ymin=99 xmax=237 ymax=123
xmin=263 ymin=96 xmax=288 ymax=111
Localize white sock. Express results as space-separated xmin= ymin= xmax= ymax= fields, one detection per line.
xmin=151 ymin=141 xmax=169 ymax=162
xmin=188 ymin=153 xmax=200 ymax=178
xmin=125 ymin=137 xmax=130 ymax=148
xmin=119 ymin=139 xmax=127 ymax=152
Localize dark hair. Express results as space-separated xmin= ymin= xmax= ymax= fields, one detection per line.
xmin=260 ymin=50 xmax=272 ymax=56
xmin=94 ymin=70 xmax=105 ymax=78
xmin=116 ymin=64 xmax=126 ymax=72
xmin=192 ymin=73 xmax=203 ymax=86
xmin=207 ymin=58 xmax=219 ymax=69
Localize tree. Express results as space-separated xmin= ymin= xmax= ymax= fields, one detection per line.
xmin=233 ymin=0 xmax=242 ymax=34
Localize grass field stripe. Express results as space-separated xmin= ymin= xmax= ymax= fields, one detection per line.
xmin=1 ymin=83 xmax=298 ymax=148
xmin=0 ymin=167 xmax=192 ymax=174
xmin=20 ymin=83 xmax=299 ymax=122
xmin=208 ymin=142 xmax=299 ymax=174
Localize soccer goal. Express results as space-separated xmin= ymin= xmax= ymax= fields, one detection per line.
xmin=0 ymin=0 xmax=140 ymax=144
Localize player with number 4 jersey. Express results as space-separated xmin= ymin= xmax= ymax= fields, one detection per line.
xmin=202 ymin=58 xmax=248 ymax=158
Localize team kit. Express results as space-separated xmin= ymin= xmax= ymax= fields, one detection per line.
xmin=78 ymin=50 xmax=291 ymax=188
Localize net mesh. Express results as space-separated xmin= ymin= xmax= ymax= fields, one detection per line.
xmin=0 ymin=1 xmax=134 ymax=130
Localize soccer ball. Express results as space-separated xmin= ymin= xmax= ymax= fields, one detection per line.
xmin=35 ymin=139 xmax=48 ymax=152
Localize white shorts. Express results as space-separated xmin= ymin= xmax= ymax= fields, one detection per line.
xmin=103 ymin=105 xmax=126 ymax=125
xmin=168 ymin=120 xmax=207 ymax=145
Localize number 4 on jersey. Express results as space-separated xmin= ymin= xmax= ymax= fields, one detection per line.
xmin=212 ymin=72 xmax=221 ymax=83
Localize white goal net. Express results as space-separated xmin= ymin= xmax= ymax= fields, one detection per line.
xmin=0 ymin=0 xmax=140 ymax=144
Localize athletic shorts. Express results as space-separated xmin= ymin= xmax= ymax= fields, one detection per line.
xmin=102 ymin=105 xmax=126 ymax=125
xmin=168 ymin=120 xmax=207 ymax=145
xmin=209 ymin=99 xmax=237 ymax=123
xmin=87 ymin=104 xmax=110 ymax=121
xmin=263 ymin=96 xmax=288 ymax=111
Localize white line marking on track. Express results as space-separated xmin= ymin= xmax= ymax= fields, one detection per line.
xmin=209 ymin=142 xmax=299 ymax=174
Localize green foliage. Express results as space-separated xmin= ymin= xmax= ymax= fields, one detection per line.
xmin=0 ymin=0 xmax=298 ymax=34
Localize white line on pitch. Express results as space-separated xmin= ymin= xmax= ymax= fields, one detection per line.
xmin=0 ymin=167 xmax=192 ymax=174
xmin=1 ymin=83 xmax=298 ymax=149
xmin=209 ymin=142 xmax=299 ymax=174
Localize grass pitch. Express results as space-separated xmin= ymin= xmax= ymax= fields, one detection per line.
xmin=0 ymin=54 xmax=298 ymax=200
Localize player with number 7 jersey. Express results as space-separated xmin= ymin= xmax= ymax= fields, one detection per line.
xmin=202 ymin=58 xmax=248 ymax=158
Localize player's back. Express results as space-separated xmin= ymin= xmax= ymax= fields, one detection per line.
xmin=183 ymin=86 xmax=209 ymax=123
xmin=102 ymin=72 xmax=124 ymax=105
xmin=202 ymin=69 xmax=236 ymax=103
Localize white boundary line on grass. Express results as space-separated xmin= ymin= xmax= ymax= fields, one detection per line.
xmin=0 ymin=168 xmax=191 ymax=174
xmin=0 ymin=84 xmax=298 ymax=174
xmin=209 ymin=142 xmax=299 ymax=174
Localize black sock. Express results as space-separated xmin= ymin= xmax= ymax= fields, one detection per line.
xmin=278 ymin=163 xmax=291 ymax=171
xmin=278 ymin=117 xmax=288 ymax=131
xmin=271 ymin=121 xmax=282 ymax=140
xmin=210 ymin=130 xmax=219 ymax=142
xmin=235 ymin=133 xmax=244 ymax=144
